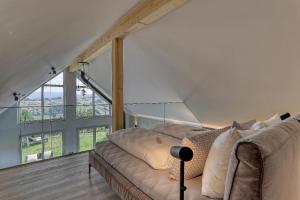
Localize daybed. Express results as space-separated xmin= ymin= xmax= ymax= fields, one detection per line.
xmin=89 ymin=117 xmax=300 ymax=200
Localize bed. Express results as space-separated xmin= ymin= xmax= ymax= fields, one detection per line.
xmin=89 ymin=118 xmax=300 ymax=200
xmin=89 ymin=124 xmax=212 ymax=200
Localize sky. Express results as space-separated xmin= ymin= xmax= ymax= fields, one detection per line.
xmin=25 ymin=73 xmax=94 ymax=100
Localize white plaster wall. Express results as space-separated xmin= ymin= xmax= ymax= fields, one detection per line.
xmin=122 ymin=0 xmax=300 ymax=126
xmin=86 ymin=0 xmax=300 ymax=126
xmin=87 ymin=51 xmax=200 ymax=124
xmin=0 ymin=107 xmax=20 ymax=168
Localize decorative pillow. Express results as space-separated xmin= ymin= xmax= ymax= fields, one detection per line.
xmin=251 ymin=114 xmax=281 ymax=130
xmin=169 ymin=126 xmax=230 ymax=180
xmin=232 ymin=120 xmax=256 ymax=130
xmin=251 ymin=121 xmax=268 ymax=130
xmin=201 ymin=128 xmax=256 ymax=198
xmin=109 ymin=128 xmax=180 ymax=169
xmin=264 ymin=113 xmax=281 ymax=126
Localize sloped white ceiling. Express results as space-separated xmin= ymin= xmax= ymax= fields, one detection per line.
xmin=124 ymin=0 xmax=300 ymax=126
xmin=0 ymin=0 xmax=138 ymax=107
xmin=87 ymin=52 xmax=200 ymax=124
xmin=91 ymin=0 xmax=300 ymax=126
xmin=2 ymin=0 xmax=300 ymax=126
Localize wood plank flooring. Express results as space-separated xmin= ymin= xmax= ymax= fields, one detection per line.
xmin=0 ymin=153 xmax=120 ymax=200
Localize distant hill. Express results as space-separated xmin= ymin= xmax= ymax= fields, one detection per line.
xmin=25 ymin=92 xmax=93 ymax=100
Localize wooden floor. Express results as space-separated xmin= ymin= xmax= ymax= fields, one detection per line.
xmin=0 ymin=153 xmax=120 ymax=200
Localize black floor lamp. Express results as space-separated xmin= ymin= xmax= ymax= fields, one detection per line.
xmin=170 ymin=146 xmax=193 ymax=200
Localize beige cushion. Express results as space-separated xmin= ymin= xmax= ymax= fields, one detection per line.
xmin=232 ymin=120 xmax=256 ymax=130
xmin=109 ymin=128 xmax=180 ymax=170
xmin=264 ymin=113 xmax=281 ymax=126
xmin=224 ymin=117 xmax=300 ymax=200
xmin=251 ymin=114 xmax=281 ymax=130
xmin=224 ymin=142 xmax=262 ymax=200
xmin=169 ymin=126 xmax=230 ymax=180
xmin=202 ymin=128 xmax=256 ymax=198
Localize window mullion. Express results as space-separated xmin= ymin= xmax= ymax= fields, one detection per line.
xmin=93 ymin=127 xmax=96 ymax=149
xmin=41 ymin=85 xmax=45 ymax=159
xmin=93 ymin=92 xmax=95 ymax=117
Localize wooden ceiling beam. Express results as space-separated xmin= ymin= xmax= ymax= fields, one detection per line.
xmin=69 ymin=0 xmax=190 ymax=72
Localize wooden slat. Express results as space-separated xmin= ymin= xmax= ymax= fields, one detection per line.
xmin=69 ymin=0 xmax=190 ymax=72
xmin=112 ymin=38 xmax=124 ymax=132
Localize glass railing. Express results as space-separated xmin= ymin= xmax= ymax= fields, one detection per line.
xmin=0 ymin=104 xmax=112 ymax=169
xmin=0 ymin=102 xmax=201 ymax=169
xmin=18 ymin=104 xmax=112 ymax=122
xmin=124 ymin=102 xmax=201 ymax=129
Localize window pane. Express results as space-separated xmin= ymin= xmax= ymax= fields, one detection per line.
xmin=20 ymin=88 xmax=42 ymax=121
xmin=44 ymin=86 xmax=64 ymax=120
xmin=79 ymin=128 xmax=94 ymax=152
xmin=20 ymin=88 xmax=42 ymax=106
xmin=44 ymin=86 xmax=64 ymax=105
xmin=46 ymin=72 xmax=64 ymax=85
xmin=44 ymin=106 xmax=64 ymax=120
xmin=76 ymin=78 xmax=85 ymax=87
xmin=95 ymin=94 xmax=110 ymax=116
xmin=20 ymin=108 xmax=36 ymax=121
xmin=21 ymin=134 xmax=42 ymax=163
xmin=76 ymin=79 xmax=93 ymax=118
xmin=96 ymin=127 xmax=109 ymax=143
xmin=44 ymin=132 xmax=62 ymax=158
xmin=76 ymin=105 xmax=93 ymax=118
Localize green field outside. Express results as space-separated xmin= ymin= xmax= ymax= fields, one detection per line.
xmin=22 ymin=129 xmax=108 ymax=163
xmin=79 ymin=128 xmax=108 ymax=151
xmin=21 ymin=134 xmax=62 ymax=163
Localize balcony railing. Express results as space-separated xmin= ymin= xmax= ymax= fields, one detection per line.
xmin=0 ymin=102 xmax=200 ymax=169
xmin=124 ymin=102 xmax=201 ymax=128
xmin=0 ymin=104 xmax=112 ymax=169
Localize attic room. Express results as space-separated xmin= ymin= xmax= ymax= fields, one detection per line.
xmin=1 ymin=0 xmax=300 ymax=200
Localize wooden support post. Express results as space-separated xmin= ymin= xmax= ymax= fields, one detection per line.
xmin=112 ymin=37 xmax=124 ymax=132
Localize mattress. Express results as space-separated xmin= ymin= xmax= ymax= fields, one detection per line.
xmin=95 ymin=141 xmax=218 ymax=200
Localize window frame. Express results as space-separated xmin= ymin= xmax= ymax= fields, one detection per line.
xmin=75 ymin=78 xmax=111 ymax=119
xmin=19 ymin=72 xmax=65 ymax=123
xmin=77 ymin=125 xmax=110 ymax=152
xmin=20 ymin=130 xmax=64 ymax=164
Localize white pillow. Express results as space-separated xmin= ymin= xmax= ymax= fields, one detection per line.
xmin=201 ymin=128 xmax=255 ymax=198
xmin=231 ymin=120 xmax=256 ymax=130
xmin=264 ymin=113 xmax=281 ymax=126
xmin=26 ymin=154 xmax=39 ymax=163
xmin=109 ymin=128 xmax=180 ymax=169
xmin=43 ymin=151 xmax=53 ymax=159
xmin=251 ymin=114 xmax=281 ymax=130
